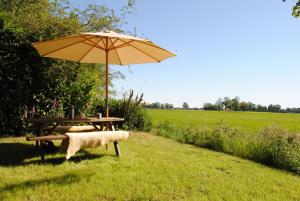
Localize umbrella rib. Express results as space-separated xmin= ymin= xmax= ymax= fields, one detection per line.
xmin=97 ymin=38 xmax=105 ymax=49
xmin=109 ymin=38 xmax=123 ymax=65
xmin=108 ymin=38 xmax=119 ymax=50
xmin=101 ymin=38 xmax=106 ymax=49
xmin=41 ymin=36 xmax=97 ymax=56
xmin=78 ymin=38 xmax=102 ymax=63
xmin=118 ymin=39 xmax=160 ymax=62
xmin=82 ymin=41 xmax=105 ymax=51
xmin=108 ymin=37 xmax=123 ymax=64
xmin=114 ymin=49 xmax=122 ymax=65
xmin=82 ymin=36 xmax=105 ymax=50
xmin=110 ymin=40 xmax=134 ymax=50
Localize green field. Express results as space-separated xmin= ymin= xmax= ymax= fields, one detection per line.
xmin=1 ymin=133 xmax=300 ymax=201
xmin=147 ymin=109 xmax=300 ymax=132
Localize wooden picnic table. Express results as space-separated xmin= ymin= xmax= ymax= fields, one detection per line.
xmin=25 ymin=117 xmax=124 ymax=158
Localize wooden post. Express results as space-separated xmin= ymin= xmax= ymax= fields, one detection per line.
xmin=105 ymin=37 xmax=109 ymax=118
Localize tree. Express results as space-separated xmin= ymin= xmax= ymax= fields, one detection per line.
xmin=268 ymin=104 xmax=281 ymax=113
xmin=239 ymin=101 xmax=247 ymax=111
xmin=231 ymin=96 xmax=240 ymax=111
xmin=0 ymin=0 xmax=135 ymax=134
xmin=257 ymin=105 xmax=268 ymax=112
xmin=222 ymin=97 xmax=232 ymax=111
xmin=215 ymin=98 xmax=223 ymax=111
xmin=203 ymin=103 xmax=217 ymax=110
xmin=182 ymin=102 xmax=189 ymax=109
xmin=283 ymin=0 xmax=300 ymax=17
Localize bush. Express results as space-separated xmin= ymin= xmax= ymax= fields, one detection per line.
xmin=249 ymin=126 xmax=300 ymax=173
xmin=91 ymin=91 xmax=152 ymax=131
xmin=210 ymin=122 xmax=250 ymax=157
xmin=154 ymin=122 xmax=300 ymax=174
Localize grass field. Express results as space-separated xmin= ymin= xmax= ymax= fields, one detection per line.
xmin=147 ymin=109 xmax=300 ymax=132
xmin=1 ymin=133 xmax=300 ymax=201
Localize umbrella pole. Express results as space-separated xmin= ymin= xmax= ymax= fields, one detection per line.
xmin=105 ymin=50 xmax=109 ymax=118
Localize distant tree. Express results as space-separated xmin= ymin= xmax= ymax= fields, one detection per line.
xmin=231 ymin=97 xmax=240 ymax=111
xmin=215 ymin=98 xmax=223 ymax=111
xmin=164 ymin=103 xmax=174 ymax=109
xmin=182 ymin=102 xmax=189 ymax=109
xmin=222 ymin=97 xmax=232 ymax=111
xmin=199 ymin=96 xmax=287 ymax=114
xmin=257 ymin=105 xmax=268 ymax=112
xmin=239 ymin=101 xmax=247 ymax=111
xmin=144 ymin=102 xmax=174 ymax=110
xmin=247 ymin=102 xmax=256 ymax=111
xmin=268 ymin=104 xmax=281 ymax=113
xmin=286 ymin=107 xmax=300 ymax=113
xmin=203 ymin=103 xmax=217 ymax=110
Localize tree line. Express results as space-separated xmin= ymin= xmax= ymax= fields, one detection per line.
xmin=144 ymin=102 xmax=174 ymax=109
xmin=203 ymin=97 xmax=300 ymax=113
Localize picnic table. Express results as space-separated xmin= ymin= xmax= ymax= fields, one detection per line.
xmin=25 ymin=117 xmax=125 ymax=160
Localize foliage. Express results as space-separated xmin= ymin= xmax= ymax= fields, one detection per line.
xmin=283 ymin=0 xmax=300 ymax=17
xmin=250 ymin=126 xmax=300 ymax=173
xmin=155 ymin=121 xmax=300 ymax=174
xmin=144 ymin=102 xmax=174 ymax=109
xmin=91 ymin=90 xmax=152 ymax=131
xmin=0 ymin=0 xmax=135 ymax=135
xmin=293 ymin=1 xmax=300 ymax=17
xmin=182 ymin=102 xmax=189 ymax=109
xmin=0 ymin=22 xmax=36 ymax=133
xmin=202 ymin=96 xmax=298 ymax=113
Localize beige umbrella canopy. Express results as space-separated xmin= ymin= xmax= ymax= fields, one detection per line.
xmin=32 ymin=31 xmax=176 ymax=117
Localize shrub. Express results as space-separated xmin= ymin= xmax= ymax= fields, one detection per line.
xmin=210 ymin=122 xmax=250 ymax=157
xmin=91 ymin=90 xmax=152 ymax=131
xmin=154 ymin=122 xmax=300 ymax=174
xmin=249 ymin=126 xmax=300 ymax=173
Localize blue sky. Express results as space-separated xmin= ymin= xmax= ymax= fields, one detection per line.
xmin=71 ymin=0 xmax=300 ymax=108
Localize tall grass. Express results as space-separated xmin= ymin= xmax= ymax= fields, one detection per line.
xmin=154 ymin=121 xmax=300 ymax=174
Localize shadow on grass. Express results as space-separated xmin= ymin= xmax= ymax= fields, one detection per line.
xmin=0 ymin=142 xmax=109 ymax=166
xmin=0 ymin=172 xmax=93 ymax=200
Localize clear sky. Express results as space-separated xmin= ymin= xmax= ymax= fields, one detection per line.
xmin=71 ymin=0 xmax=300 ymax=108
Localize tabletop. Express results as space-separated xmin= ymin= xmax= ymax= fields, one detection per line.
xmin=25 ymin=117 xmax=124 ymax=124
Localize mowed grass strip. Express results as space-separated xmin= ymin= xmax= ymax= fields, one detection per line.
xmin=0 ymin=133 xmax=300 ymax=201
xmin=147 ymin=109 xmax=300 ymax=132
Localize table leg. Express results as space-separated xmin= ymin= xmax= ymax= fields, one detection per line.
xmin=114 ymin=141 xmax=121 ymax=158
xmin=35 ymin=124 xmax=43 ymax=150
xmin=36 ymin=141 xmax=39 ymax=150
xmin=105 ymin=122 xmax=109 ymax=150
xmin=109 ymin=122 xmax=120 ymax=157
xmin=100 ymin=122 xmax=104 ymax=131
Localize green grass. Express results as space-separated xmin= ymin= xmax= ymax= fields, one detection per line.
xmin=1 ymin=134 xmax=300 ymax=201
xmin=147 ymin=109 xmax=300 ymax=132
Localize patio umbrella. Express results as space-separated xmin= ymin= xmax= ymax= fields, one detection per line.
xmin=31 ymin=31 xmax=176 ymax=117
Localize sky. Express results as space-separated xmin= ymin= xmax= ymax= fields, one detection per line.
xmin=70 ymin=0 xmax=300 ymax=108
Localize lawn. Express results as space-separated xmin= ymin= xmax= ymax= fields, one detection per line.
xmin=0 ymin=133 xmax=300 ymax=201
xmin=147 ymin=109 xmax=300 ymax=132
